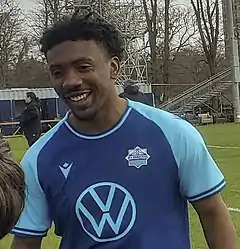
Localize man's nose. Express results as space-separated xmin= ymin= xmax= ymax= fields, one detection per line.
xmin=63 ymin=70 xmax=83 ymax=87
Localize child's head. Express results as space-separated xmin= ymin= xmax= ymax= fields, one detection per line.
xmin=0 ymin=135 xmax=25 ymax=239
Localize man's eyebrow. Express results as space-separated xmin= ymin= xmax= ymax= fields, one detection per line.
xmin=49 ymin=57 xmax=94 ymax=69
xmin=72 ymin=57 xmax=94 ymax=63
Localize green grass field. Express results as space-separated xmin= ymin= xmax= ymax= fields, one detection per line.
xmin=1 ymin=123 xmax=240 ymax=248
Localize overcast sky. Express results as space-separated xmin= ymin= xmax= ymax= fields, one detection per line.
xmin=19 ymin=0 xmax=190 ymax=10
xmin=18 ymin=0 xmax=36 ymax=10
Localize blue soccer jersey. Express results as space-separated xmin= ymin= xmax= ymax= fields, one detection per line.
xmin=12 ymin=100 xmax=225 ymax=249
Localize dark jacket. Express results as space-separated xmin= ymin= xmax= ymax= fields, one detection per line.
xmin=119 ymin=85 xmax=150 ymax=105
xmin=20 ymin=101 xmax=41 ymax=136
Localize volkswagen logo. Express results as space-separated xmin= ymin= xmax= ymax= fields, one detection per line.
xmin=75 ymin=182 xmax=136 ymax=242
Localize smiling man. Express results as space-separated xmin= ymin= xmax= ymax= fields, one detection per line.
xmin=11 ymin=14 xmax=237 ymax=249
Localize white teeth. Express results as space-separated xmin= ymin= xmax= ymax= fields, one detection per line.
xmin=70 ymin=93 xmax=88 ymax=102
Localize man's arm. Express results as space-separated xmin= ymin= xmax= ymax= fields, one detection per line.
xmin=11 ymin=236 xmax=42 ymax=249
xmin=192 ymin=194 xmax=237 ymax=249
xmin=10 ymin=149 xmax=52 ymax=249
xmin=169 ymin=118 xmax=237 ymax=249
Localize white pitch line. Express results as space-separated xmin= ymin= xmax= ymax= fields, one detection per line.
xmin=228 ymin=207 xmax=240 ymax=213
xmin=208 ymin=145 xmax=240 ymax=149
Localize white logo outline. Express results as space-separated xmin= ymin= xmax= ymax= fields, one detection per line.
xmin=59 ymin=162 xmax=73 ymax=179
xmin=125 ymin=146 xmax=150 ymax=169
xmin=75 ymin=182 xmax=136 ymax=242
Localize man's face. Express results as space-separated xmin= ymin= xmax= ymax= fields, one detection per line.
xmin=25 ymin=96 xmax=31 ymax=104
xmin=47 ymin=40 xmax=120 ymax=121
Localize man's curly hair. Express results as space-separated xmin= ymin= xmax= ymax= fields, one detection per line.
xmin=0 ymin=134 xmax=25 ymax=239
xmin=40 ymin=12 xmax=124 ymax=61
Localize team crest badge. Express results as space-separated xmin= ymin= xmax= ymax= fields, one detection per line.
xmin=125 ymin=146 xmax=150 ymax=169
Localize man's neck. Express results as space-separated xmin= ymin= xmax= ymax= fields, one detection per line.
xmin=69 ymin=98 xmax=128 ymax=135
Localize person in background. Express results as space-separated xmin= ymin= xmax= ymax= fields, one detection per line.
xmin=20 ymin=92 xmax=42 ymax=147
xmin=0 ymin=133 xmax=25 ymax=239
xmin=119 ymin=79 xmax=150 ymax=105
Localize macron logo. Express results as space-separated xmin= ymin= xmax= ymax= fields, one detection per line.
xmin=59 ymin=162 xmax=73 ymax=179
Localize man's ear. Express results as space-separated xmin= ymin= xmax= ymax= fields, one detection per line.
xmin=110 ymin=56 xmax=121 ymax=80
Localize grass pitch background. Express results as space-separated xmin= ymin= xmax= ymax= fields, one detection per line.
xmin=1 ymin=123 xmax=240 ymax=248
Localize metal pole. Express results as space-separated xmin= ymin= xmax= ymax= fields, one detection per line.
xmin=226 ymin=0 xmax=240 ymax=122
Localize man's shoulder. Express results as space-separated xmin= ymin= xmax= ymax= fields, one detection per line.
xmin=26 ymin=103 xmax=37 ymax=110
xmin=128 ymin=100 xmax=199 ymax=142
xmin=129 ymin=101 xmax=181 ymax=125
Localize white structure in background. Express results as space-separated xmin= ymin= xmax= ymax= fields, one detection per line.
xmin=68 ymin=0 xmax=149 ymax=85
xmin=0 ymin=85 xmax=153 ymax=121
xmin=233 ymin=0 xmax=240 ymax=44
xmin=0 ymin=85 xmax=152 ymax=101
xmin=225 ymin=0 xmax=240 ymax=122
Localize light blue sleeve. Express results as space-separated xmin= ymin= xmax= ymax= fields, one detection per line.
xmin=173 ymin=120 xmax=226 ymax=201
xmin=11 ymin=116 xmax=66 ymax=237
xmin=12 ymin=151 xmax=52 ymax=237
xmin=128 ymin=101 xmax=225 ymax=202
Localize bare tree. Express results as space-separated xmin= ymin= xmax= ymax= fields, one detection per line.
xmin=142 ymin=1 xmax=196 ymax=101
xmin=34 ymin=0 xmax=72 ymax=29
xmin=0 ymin=0 xmax=25 ymax=88
xmin=168 ymin=6 xmax=198 ymax=56
xmin=142 ymin=0 xmax=158 ymax=87
xmin=29 ymin=0 xmax=73 ymax=57
xmin=162 ymin=4 xmax=197 ymax=99
xmin=141 ymin=0 xmax=198 ymax=101
xmin=190 ymin=0 xmax=221 ymax=76
xmin=15 ymin=37 xmax=30 ymax=79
